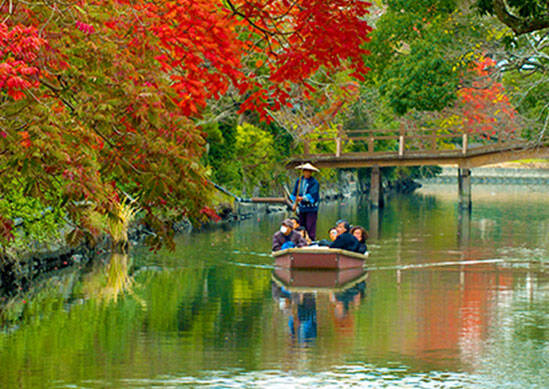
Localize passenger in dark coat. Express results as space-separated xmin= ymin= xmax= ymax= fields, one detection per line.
xmin=329 ymin=220 xmax=363 ymax=254
xmin=272 ymin=218 xmax=308 ymax=252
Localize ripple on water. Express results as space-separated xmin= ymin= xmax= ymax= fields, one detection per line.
xmin=497 ymin=247 xmax=548 ymax=262
xmin=116 ymin=364 xmax=500 ymax=388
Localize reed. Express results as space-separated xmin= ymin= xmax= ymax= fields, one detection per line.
xmin=106 ymin=198 xmax=139 ymax=253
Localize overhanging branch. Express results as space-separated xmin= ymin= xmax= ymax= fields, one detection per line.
xmin=492 ymin=0 xmax=549 ymax=35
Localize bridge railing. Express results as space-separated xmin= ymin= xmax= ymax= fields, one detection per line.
xmin=302 ymin=125 xmax=523 ymax=157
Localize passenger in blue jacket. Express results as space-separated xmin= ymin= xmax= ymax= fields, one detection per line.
xmin=330 ymin=220 xmax=363 ymax=254
xmin=290 ymin=163 xmax=320 ymax=240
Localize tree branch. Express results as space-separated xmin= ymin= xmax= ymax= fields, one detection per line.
xmin=492 ymin=0 xmax=549 ymax=35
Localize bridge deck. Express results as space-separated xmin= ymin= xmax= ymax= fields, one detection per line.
xmin=287 ymin=127 xmax=549 ymax=169
xmin=288 ymin=142 xmax=549 ymax=169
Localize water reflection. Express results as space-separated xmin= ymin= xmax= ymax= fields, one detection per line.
xmin=289 ymin=293 xmax=317 ymax=342
xmin=332 ymin=278 xmax=366 ymax=319
xmin=272 ymin=269 xmax=367 ymax=344
xmin=368 ymin=206 xmax=381 ymax=240
xmin=82 ymin=252 xmax=136 ymax=303
xmin=0 ymin=186 xmax=547 ymax=388
xmin=458 ymin=207 xmax=472 ymax=249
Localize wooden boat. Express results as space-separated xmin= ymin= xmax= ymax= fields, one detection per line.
xmin=273 ymin=267 xmax=367 ymax=292
xmin=272 ymin=247 xmax=368 ymax=269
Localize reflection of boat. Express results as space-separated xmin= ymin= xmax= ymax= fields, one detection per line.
xmin=272 ymin=268 xmax=368 ymax=343
xmin=272 ymin=267 xmax=368 ymax=293
xmin=272 ymin=247 xmax=368 ymax=269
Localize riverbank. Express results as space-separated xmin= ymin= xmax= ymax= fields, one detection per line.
xmin=0 ymin=170 xmax=365 ymax=295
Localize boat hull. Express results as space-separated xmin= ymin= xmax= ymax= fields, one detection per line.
xmin=272 ymin=247 xmax=367 ymax=269
xmin=273 ymin=267 xmax=367 ymax=291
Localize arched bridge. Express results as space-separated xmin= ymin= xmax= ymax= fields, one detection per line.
xmin=287 ymin=126 xmax=549 ymax=208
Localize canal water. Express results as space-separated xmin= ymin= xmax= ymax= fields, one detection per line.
xmin=0 ymin=184 xmax=547 ymax=388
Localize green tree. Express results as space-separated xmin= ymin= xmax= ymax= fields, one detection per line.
xmin=234 ymin=123 xmax=277 ymax=195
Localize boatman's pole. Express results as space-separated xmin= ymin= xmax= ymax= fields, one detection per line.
xmin=292 ymin=174 xmax=302 ymax=213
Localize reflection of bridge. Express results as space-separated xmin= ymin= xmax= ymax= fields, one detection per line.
xmin=287 ymin=127 xmax=549 ymax=208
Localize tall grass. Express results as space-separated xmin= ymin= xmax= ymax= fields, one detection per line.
xmin=106 ymin=198 xmax=139 ymax=252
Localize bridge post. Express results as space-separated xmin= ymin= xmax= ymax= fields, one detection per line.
xmin=369 ymin=166 xmax=383 ymax=208
xmin=398 ymin=124 xmax=405 ymax=156
xmin=335 ymin=124 xmax=342 ymax=157
xmin=303 ymin=139 xmax=310 ymax=155
xmin=462 ymin=133 xmax=468 ymax=155
xmin=458 ymin=168 xmax=472 ymax=210
xmin=368 ymin=137 xmax=374 ymax=153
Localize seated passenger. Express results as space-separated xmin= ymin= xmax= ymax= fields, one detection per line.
xmin=349 ymin=226 xmax=368 ymax=254
xmin=290 ymin=217 xmax=312 ymax=244
xmin=272 ymin=218 xmax=308 ymax=252
xmin=289 ymin=216 xmax=299 ymax=228
xmin=295 ymin=226 xmax=312 ymax=245
xmin=329 ymin=220 xmax=362 ymax=254
xmin=316 ymin=227 xmax=337 ymax=247
xmin=329 ymin=227 xmax=338 ymax=242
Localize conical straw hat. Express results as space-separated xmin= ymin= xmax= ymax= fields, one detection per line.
xmin=295 ymin=162 xmax=319 ymax=172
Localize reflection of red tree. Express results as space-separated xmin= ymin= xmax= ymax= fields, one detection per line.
xmin=459 ymin=266 xmax=513 ymax=364
xmin=414 ymin=270 xmax=462 ymax=364
xmin=406 ymin=264 xmax=514 ymax=368
xmin=458 ymin=269 xmax=492 ymax=362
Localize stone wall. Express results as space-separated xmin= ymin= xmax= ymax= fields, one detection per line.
xmin=231 ymin=170 xmax=363 ymax=220
xmin=420 ymin=167 xmax=549 ymax=185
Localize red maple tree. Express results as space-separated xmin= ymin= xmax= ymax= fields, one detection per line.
xmin=457 ymin=57 xmax=517 ymax=140
xmin=0 ymin=0 xmax=373 ymax=248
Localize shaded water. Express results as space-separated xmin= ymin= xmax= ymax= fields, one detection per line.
xmin=1 ymin=184 xmax=548 ymax=388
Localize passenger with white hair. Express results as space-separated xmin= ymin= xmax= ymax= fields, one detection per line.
xmin=329 ymin=219 xmax=362 ymax=253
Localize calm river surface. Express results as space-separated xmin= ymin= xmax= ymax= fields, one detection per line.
xmin=1 ymin=184 xmax=548 ymax=388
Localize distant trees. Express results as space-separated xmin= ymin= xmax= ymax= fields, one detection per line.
xmin=474 ymin=0 xmax=548 ymax=142
xmin=346 ymin=0 xmax=546 ymax=143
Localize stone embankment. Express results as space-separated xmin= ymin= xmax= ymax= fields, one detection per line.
xmin=229 ymin=170 xmax=363 ymax=220
xmin=1 ymin=171 xmax=362 ymax=295
xmin=421 ymin=166 xmax=549 ymax=185
xmin=0 ymin=225 xmax=153 ymax=296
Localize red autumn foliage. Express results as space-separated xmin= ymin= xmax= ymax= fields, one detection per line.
xmin=0 ymin=0 xmax=372 ymax=248
xmin=200 ymin=206 xmax=222 ymax=223
xmin=458 ymin=57 xmax=517 ymax=139
xmin=121 ymin=0 xmax=373 ymax=120
xmin=19 ymin=131 xmax=31 ymax=148
xmin=75 ymin=21 xmax=95 ymax=35
xmin=0 ymin=22 xmax=44 ymax=99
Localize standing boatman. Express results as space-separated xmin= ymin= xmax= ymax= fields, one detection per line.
xmin=290 ymin=162 xmax=320 ymax=240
